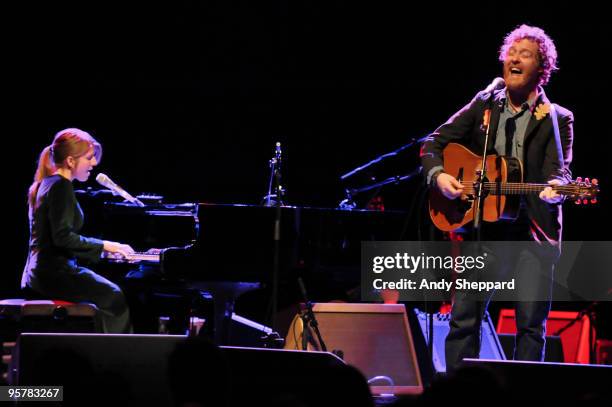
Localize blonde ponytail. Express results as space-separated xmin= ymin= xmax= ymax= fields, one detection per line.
xmin=28 ymin=146 xmax=56 ymax=209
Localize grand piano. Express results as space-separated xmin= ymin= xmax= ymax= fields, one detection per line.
xmin=77 ymin=190 xmax=415 ymax=344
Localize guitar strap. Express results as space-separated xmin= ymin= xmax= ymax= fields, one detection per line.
xmin=549 ymin=102 xmax=571 ymax=186
xmin=549 ymin=103 xmax=563 ymax=163
xmin=549 ymin=102 xmax=571 ymax=206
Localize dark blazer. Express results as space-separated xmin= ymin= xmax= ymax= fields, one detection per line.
xmin=22 ymin=175 xmax=104 ymax=291
xmin=420 ymin=88 xmax=574 ymax=242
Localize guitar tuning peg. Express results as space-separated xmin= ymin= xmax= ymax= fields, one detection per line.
xmin=591 ymin=198 xmax=597 ymax=204
xmin=592 ymin=178 xmax=599 ymax=185
xmin=576 ymin=177 xmax=582 ymax=183
xmin=582 ymin=199 xmax=588 ymax=205
xmin=585 ymin=177 xmax=590 ymax=184
xmin=575 ymin=199 xmax=581 ymax=205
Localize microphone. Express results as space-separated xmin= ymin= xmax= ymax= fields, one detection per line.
xmin=96 ymin=173 xmax=145 ymax=207
xmin=483 ymin=77 xmax=505 ymax=94
xmin=275 ymin=142 xmax=282 ymax=162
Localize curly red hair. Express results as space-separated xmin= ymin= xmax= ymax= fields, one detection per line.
xmin=499 ymin=24 xmax=558 ymax=86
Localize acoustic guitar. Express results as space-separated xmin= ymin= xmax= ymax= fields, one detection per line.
xmin=429 ymin=143 xmax=599 ymax=232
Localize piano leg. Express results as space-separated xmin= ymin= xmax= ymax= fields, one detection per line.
xmin=188 ymin=282 xmax=262 ymax=345
xmin=213 ymin=292 xmax=237 ymax=345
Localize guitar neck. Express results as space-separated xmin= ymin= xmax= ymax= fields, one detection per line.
xmin=461 ymin=182 xmax=575 ymax=196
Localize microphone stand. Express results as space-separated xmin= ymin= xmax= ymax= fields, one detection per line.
xmin=345 ymin=167 xmax=423 ymax=196
xmin=298 ymin=277 xmax=328 ymax=353
xmin=472 ymin=108 xmax=492 ymax=234
xmin=471 ymin=86 xmax=502 ymax=360
xmin=473 ymin=81 xmax=503 ymax=235
xmin=263 ymin=143 xmax=284 ymax=207
xmin=338 ymin=167 xmax=423 ymax=210
xmin=340 ymin=135 xmax=430 ymax=181
xmin=263 ymin=143 xmax=285 ymax=337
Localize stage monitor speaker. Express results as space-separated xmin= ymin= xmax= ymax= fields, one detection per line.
xmin=13 ymin=333 xmax=186 ymax=404
xmin=497 ymin=309 xmax=593 ymax=364
xmin=412 ymin=309 xmax=506 ymax=373
xmin=220 ymin=346 xmax=354 ymax=406
xmin=462 ymin=359 xmax=612 ymax=403
xmin=284 ymin=302 xmax=423 ymax=395
xmin=13 ymin=333 xmax=350 ymax=406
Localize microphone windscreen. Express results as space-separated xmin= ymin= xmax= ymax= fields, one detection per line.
xmin=485 ymin=77 xmax=505 ymax=93
xmin=96 ymin=173 xmax=112 ymax=187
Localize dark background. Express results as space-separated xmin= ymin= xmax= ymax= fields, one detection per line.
xmin=4 ymin=2 xmax=610 ymax=323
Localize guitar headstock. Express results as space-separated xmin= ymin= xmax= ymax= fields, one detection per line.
xmin=570 ymin=177 xmax=600 ymax=205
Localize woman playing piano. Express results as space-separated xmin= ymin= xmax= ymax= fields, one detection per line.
xmin=21 ymin=128 xmax=134 ymax=333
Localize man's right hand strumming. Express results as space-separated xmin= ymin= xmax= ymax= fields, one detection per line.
xmin=436 ymin=172 xmax=464 ymax=200
xmin=103 ymin=240 xmax=135 ymax=259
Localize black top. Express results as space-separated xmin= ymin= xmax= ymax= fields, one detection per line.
xmin=22 ymin=175 xmax=104 ymax=289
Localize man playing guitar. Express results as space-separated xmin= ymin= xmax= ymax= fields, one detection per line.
xmin=420 ymin=24 xmax=574 ymax=373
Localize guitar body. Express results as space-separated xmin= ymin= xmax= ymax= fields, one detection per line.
xmin=429 ymin=143 xmax=523 ymax=232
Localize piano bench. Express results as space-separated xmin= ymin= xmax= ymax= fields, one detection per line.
xmin=0 ymin=299 xmax=100 ymax=339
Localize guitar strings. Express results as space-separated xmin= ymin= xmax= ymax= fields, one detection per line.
xmin=457 ymin=181 xmax=591 ymax=195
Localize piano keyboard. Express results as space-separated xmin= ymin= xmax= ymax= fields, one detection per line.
xmin=127 ymin=252 xmax=161 ymax=263
xmin=103 ymin=251 xmax=161 ymax=263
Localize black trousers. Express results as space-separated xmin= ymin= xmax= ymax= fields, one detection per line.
xmin=24 ymin=266 xmax=132 ymax=334
xmin=444 ymin=214 xmax=556 ymax=373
